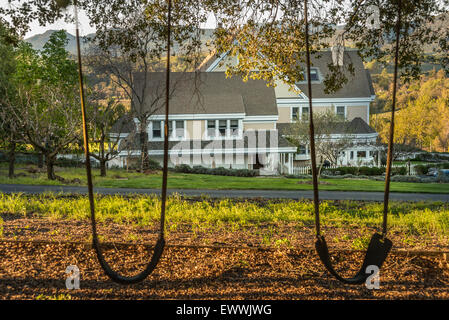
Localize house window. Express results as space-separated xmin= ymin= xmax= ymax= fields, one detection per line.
xmin=219 ymin=120 xmax=227 ymax=136
xmin=350 ymin=151 xmax=354 ymax=160
xmin=207 ymin=119 xmax=241 ymax=138
xmin=207 ymin=120 xmax=216 ymax=137
xmin=298 ymin=145 xmax=307 ymax=155
xmin=292 ymin=107 xmax=299 ymax=121
xmin=230 ymin=120 xmax=239 ymax=136
xmin=152 ymin=121 xmax=161 ymax=139
xmin=357 ymin=151 xmax=367 ymax=158
xmin=175 ymin=120 xmax=184 ymax=138
xmin=336 ymin=106 xmax=346 ymax=119
xmin=310 ymin=68 xmax=319 ymax=81
xmin=302 ymin=107 xmax=309 ymax=120
xmin=296 ymin=68 xmax=320 ymax=83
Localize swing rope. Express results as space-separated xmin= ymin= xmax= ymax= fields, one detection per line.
xmin=305 ymin=0 xmax=400 ymax=284
xmin=76 ymin=0 xmax=172 ymax=284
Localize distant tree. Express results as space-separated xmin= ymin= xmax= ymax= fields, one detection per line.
xmin=87 ymin=90 xmax=128 ymax=176
xmin=0 ymin=19 xmax=21 ymax=178
xmin=83 ymin=0 xmax=208 ymax=172
xmin=371 ymin=71 xmax=449 ymax=153
xmin=286 ymin=109 xmax=353 ymax=174
xmin=343 ymin=0 xmax=449 ymax=81
xmin=8 ymin=31 xmax=81 ymax=180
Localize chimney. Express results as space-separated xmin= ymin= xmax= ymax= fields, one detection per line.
xmin=331 ymin=45 xmax=344 ymax=66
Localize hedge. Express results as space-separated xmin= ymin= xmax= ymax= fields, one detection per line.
xmin=325 ymin=166 xmax=385 ymax=176
xmin=173 ymin=164 xmax=258 ymax=177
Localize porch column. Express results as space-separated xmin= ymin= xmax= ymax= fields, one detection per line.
xmin=377 ymin=150 xmax=381 ymax=167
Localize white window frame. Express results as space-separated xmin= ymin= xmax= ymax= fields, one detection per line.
xmin=150 ymin=120 xmax=163 ymax=141
xmin=150 ymin=120 xmax=186 ymax=141
xmin=301 ymin=106 xmax=310 ymax=120
xmin=204 ymin=119 xmax=242 ymax=140
xmin=335 ymin=105 xmax=347 ymax=120
xmin=173 ymin=120 xmax=186 ymax=140
xmin=291 ymin=107 xmax=300 ymax=121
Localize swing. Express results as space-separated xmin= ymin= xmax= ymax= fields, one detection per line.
xmin=73 ymin=0 xmax=172 ymax=284
xmin=303 ymin=0 xmax=401 ymax=284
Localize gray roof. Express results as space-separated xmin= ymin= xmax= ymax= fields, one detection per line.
xmin=277 ymin=117 xmax=377 ymax=135
xmin=294 ymin=50 xmax=375 ymax=99
xmin=199 ymin=49 xmax=375 ymax=99
xmin=134 ymin=72 xmax=278 ymax=117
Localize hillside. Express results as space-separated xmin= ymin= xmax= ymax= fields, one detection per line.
xmin=25 ymin=29 xmax=215 ymax=56
xmin=24 ymin=29 xmax=93 ymax=55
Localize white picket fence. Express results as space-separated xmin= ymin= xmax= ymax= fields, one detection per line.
xmin=291 ymin=163 xmax=430 ymax=176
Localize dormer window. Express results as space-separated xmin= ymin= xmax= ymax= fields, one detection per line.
xmin=295 ymin=68 xmax=320 ymax=85
xmin=309 ymin=68 xmax=319 ymax=81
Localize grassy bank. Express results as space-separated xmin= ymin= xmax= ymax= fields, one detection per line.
xmin=1 ymin=193 xmax=448 ymax=240
xmin=1 ymin=166 xmax=449 ymax=193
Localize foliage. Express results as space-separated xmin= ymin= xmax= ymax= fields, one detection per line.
xmin=6 ymin=31 xmax=81 ymax=179
xmin=371 ymin=70 xmax=449 ymax=152
xmin=211 ymin=0 xmax=351 ymax=92
xmin=286 ymin=109 xmax=354 ymax=167
xmin=344 ymin=0 xmax=449 ymax=82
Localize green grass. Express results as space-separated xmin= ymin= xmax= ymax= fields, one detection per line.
xmin=1 ymin=166 xmax=449 ymax=193
xmin=1 ymin=193 xmax=449 ymax=238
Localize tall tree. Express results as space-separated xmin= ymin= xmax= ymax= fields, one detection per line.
xmin=83 ymin=0 xmax=208 ymax=171
xmin=210 ymin=0 xmax=348 ymax=91
xmin=8 ymin=31 xmax=81 ymax=180
xmin=0 ymin=19 xmax=20 ymax=178
xmin=87 ymin=90 xmax=128 ymax=176
xmin=286 ymin=109 xmax=354 ymax=173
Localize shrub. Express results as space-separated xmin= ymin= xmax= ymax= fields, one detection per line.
xmin=148 ymin=158 xmax=162 ymax=170
xmin=358 ymin=166 xmax=384 ymax=176
xmin=173 ymin=165 xmax=257 ymax=177
xmin=414 ymin=164 xmax=429 ymax=175
xmin=391 ymin=166 xmax=407 ymax=176
xmin=327 ymin=166 xmax=384 ymax=176
xmin=390 ymin=175 xmax=422 ymax=183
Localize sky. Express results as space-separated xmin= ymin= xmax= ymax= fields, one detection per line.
xmin=0 ymin=0 xmax=217 ymax=39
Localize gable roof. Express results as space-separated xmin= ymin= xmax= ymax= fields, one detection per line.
xmin=201 ymin=49 xmax=376 ymax=99
xmin=134 ymin=72 xmax=278 ymax=117
xmin=294 ymin=50 xmax=375 ymax=99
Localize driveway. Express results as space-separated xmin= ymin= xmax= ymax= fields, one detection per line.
xmin=1 ymin=184 xmax=449 ymax=202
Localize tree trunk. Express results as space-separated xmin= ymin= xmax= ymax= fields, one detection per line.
xmin=100 ymin=159 xmax=107 ymax=177
xmin=140 ymin=130 xmax=150 ymax=172
xmin=8 ymin=140 xmax=16 ymax=179
xmin=46 ymin=155 xmax=56 ymax=180
xmin=99 ymin=138 xmax=107 ymax=177
xmin=37 ymin=153 xmax=44 ymax=168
